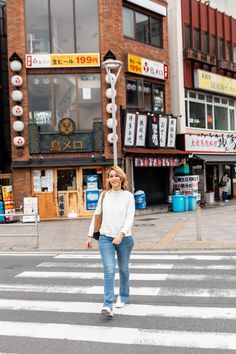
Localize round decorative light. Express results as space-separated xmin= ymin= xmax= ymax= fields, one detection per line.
xmin=12 ymin=90 xmax=23 ymax=102
xmin=11 ymin=75 xmax=23 ymax=87
xmin=13 ymin=120 xmax=24 ymax=132
xmin=106 ymin=88 xmax=116 ymax=99
xmin=13 ymin=136 xmax=25 ymax=147
xmin=12 ymin=105 xmax=23 ymax=117
xmin=106 ymin=103 xmax=117 ymax=114
xmin=105 ymin=73 xmax=116 ymax=84
xmin=10 ymin=60 xmax=22 ymax=72
xmin=107 ymin=133 xmax=118 ymax=144
xmin=107 ymin=118 xmax=117 ymax=129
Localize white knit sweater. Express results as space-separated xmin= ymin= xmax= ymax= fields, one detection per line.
xmin=88 ymin=189 xmax=135 ymax=238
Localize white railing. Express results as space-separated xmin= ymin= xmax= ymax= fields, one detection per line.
xmin=0 ymin=213 xmax=39 ymax=248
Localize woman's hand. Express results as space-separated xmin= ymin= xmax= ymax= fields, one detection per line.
xmin=112 ymin=232 xmax=125 ymax=245
xmin=86 ymin=236 xmax=93 ymax=249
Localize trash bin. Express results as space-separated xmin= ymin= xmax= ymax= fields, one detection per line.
xmin=134 ymin=190 xmax=146 ymax=209
xmin=184 ymin=195 xmax=189 ymax=211
xmin=172 ymin=195 xmax=185 ymax=212
xmin=188 ymin=195 xmax=197 ymax=211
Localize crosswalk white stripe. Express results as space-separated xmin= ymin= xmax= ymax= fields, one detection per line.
xmin=16 ymin=271 xmax=168 ymax=281
xmin=0 ymin=253 xmax=57 ymax=257
xmin=54 ymin=254 xmax=236 ymax=260
xmin=37 ymin=261 xmax=236 ymax=270
xmin=0 ymin=321 xmax=235 ymax=349
xmin=1 ymin=283 xmax=236 ymax=297
xmin=15 ymin=271 xmax=236 ymax=282
xmin=1 ymin=299 xmax=236 ymax=320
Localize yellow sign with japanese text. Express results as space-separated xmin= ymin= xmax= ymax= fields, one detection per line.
xmin=26 ymin=53 xmax=100 ymax=68
xmin=127 ymin=54 xmax=142 ymax=74
xmin=195 ymin=69 xmax=236 ymax=97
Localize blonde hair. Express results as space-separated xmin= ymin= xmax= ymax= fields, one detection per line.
xmin=106 ymin=165 xmax=129 ymax=190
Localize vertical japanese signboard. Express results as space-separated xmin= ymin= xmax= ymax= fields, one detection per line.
xmin=159 ymin=115 xmax=168 ymax=148
xmin=124 ymin=113 xmax=136 ymax=146
xmin=167 ymin=117 xmax=177 ymax=148
xmin=136 ymin=115 xmax=147 ymax=147
xmin=147 ymin=115 xmax=159 ymax=148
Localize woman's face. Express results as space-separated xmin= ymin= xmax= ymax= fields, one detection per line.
xmin=108 ymin=170 xmax=122 ymax=190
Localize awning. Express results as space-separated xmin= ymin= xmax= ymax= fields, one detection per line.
xmin=124 ymin=148 xmax=189 ymax=155
xmin=194 ymin=154 xmax=236 ymax=164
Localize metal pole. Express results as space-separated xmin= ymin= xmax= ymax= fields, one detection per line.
xmin=196 ymin=205 xmax=202 ymax=241
xmin=110 ymin=74 xmax=118 ymax=166
xmin=35 ymin=213 xmax=39 ymax=248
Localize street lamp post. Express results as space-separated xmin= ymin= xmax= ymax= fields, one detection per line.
xmin=102 ymin=51 xmax=123 ymax=166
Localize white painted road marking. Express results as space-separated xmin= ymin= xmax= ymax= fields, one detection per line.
xmin=1 ymin=299 xmax=236 ymax=320
xmin=37 ymin=261 xmax=236 ymax=270
xmin=2 ymin=283 xmax=236 ymax=297
xmin=55 ymin=254 xmax=236 ymax=260
xmin=0 ymin=321 xmax=236 ymax=349
xmin=15 ymin=270 xmax=236 ymax=282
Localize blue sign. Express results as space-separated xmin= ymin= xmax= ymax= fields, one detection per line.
xmin=86 ymin=190 xmax=100 ymax=210
xmin=86 ymin=175 xmax=98 ymax=190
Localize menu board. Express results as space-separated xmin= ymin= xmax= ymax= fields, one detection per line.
xmin=23 ymin=197 xmax=39 ymax=223
xmin=2 ymin=186 xmax=16 ymax=221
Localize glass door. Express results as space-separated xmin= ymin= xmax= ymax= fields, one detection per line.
xmin=57 ymin=169 xmax=78 ymax=217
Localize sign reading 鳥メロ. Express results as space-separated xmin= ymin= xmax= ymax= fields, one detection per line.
xmin=128 ymin=54 xmax=168 ymax=80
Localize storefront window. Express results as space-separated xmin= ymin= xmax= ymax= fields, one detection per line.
xmin=25 ymin=0 xmax=50 ymax=53
xmin=83 ymin=169 xmax=103 ymax=190
xmin=75 ymin=0 xmax=99 ymax=52
xmin=122 ymin=7 xmax=163 ymax=48
xmin=57 ymin=169 xmax=77 ymax=191
xmin=78 ymin=74 xmax=102 ymax=130
xmin=28 ymin=75 xmax=52 ymax=132
xmin=189 ymin=101 xmax=205 ymax=128
xmin=185 ymin=91 xmax=235 ymax=131
xmin=214 ymin=106 xmax=228 ymax=130
xmin=25 ymin=0 xmax=99 ymax=54
xmin=28 ymin=74 xmax=102 ymax=132
xmin=126 ymin=79 xmax=164 ymax=112
xmin=54 ymin=75 xmax=77 ymax=130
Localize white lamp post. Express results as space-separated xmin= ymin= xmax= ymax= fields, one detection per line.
xmin=102 ymin=52 xmax=123 ymax=166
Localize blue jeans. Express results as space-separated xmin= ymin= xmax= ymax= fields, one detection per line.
xmin=222 ymin=191 xmax=227 ymax=201
xmin=99 ymin=235 xmax=134 ymax=309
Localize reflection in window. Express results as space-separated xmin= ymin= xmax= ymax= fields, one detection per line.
xmin=57 ymin=169 xmax=77 ymax=191
xmin=78 ymin=74 xmax=102 ymax=131
xmin=151 ymin=17 xmax=162 ymax=47
xmin=153 ymin=84 xmax=164 ymax=112
xmin=126 ymin=79 xmax=143 ymax=107
xmin=144 ymin=82 xmax=152 ymax=111
xmin=75 ymin=0 xmax=99 ymax=52
xmin=136 ymin=12 xmax=149 ymax=44
xmin=207 ymin=105 xmax=213 ymax=129
xmin=123 ymin=7 xmax=135 ymax=38
xmin=51 ymin=0 xmax=74 ymax=53
xmin=189 ymin=101 xmax=205 ymax=128
xmin=25 ymin=0 xmax=50 ymax=53
xmin=28 ymin=75 xmax=52 ymax=132
xmin=54 ymin=75 xmax=77 ymax=129
xmin=214 ymin=106 xmax=228 ymax=130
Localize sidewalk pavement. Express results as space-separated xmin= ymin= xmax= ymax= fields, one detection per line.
xmin=0 ymin=200 xmax=236 ymax=251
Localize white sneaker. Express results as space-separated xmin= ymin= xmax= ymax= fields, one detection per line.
xmin=101 ymin=306 xmax=113 ymax=317
xmin=115 ymin=296 xmax=125 ymax=308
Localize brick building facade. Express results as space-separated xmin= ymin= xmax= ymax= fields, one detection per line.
xmin=6 ymin=0 xmax=186 ymax=219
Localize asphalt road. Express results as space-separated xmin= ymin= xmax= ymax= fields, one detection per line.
xmin=0 ymin=250 xmax=236 ymax=353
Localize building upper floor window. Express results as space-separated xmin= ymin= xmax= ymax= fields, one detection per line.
xmin=226 ymin=41 xmax=231 ymax=62
xmin=234 ymin=45 xmax=236 ymax=64
xmin=218 ymin=38 xmax=224 ymax=60
xmin=210 ymin=34 xmax=216 ymax=57
xmin=126 ymin=77 xmax=165 ymax=112
xmin=184 ymin=24 xmax=191 ymax=49
xmin=193 ymin=28 xmax=200 ymax=51
xmin=202 ymin=31 xmax=208 ymax=54
xmin=25 ymin=0 xmax=99 ymax=54
xmin=122 ymin=7 xmax=163 ymax=48
xmin=28 ymin=73 xmax=102 ymax=132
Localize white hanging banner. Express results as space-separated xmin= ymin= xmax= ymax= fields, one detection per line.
xmin=159 ymin=115 xmax=168 ymax=148
xmin=167 ymin=117 xmax=177 ymax=148
xmin=124 ymin=113 xmax=136 ymax=146
xmin=136 ymin=115 xmax=147 ymax=147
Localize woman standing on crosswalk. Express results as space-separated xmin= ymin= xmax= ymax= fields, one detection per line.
xmin=86 ymin=165 xmax=135 ymax=318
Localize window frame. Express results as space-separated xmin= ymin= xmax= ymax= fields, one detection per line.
xmin=122 ymin=5 xmax=163 ymax=48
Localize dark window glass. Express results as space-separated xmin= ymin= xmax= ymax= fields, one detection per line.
xmin=234 ymin=44 xmax=236 ymax=63
xmin=189 ymin=101 xmax=205 ymax=128
xmin=151 ymin=17 xmax=162 ymax=47
xmin=194 ymin=28 xmax=200 ymax=51
xmin=28 ymin=75 xmax=52 ymax=132
xmin=218 ymin=38 xmax=224 ymax=60
xmin=184 ymin=24 xmax=191 ymax=48
xmin=153 ymin=84 xmax=164 ymax=112
xmin=185 ymin=100 xmax=188 ymax=126
xmin=210 ymin=34 xmax=216 ymax=56
xmin=214 ymin=106 xmax=228 ymax=130
xmin=123 ymin=7 xmax=135 ymax=38
xmin=126 ymin=79 xmax=143 ymax=107
xmin=207 ymin=105 xmax=213 ymax=129
xmin=57 ymin=169 xmax=77 ymax=191
xmin=202 ymin=31 xmax=208 ymax=53
xmin=144 ymin=82 xmax=152 ymax=111
xmin=230 ymin=109 xmax=235 ymax=131
xmin=226 ymin=41 xmax=231 ymax=61
xmin=51 ymin=0 xmax=74 ymax=53
xmin=135 ymin=12 xmax=149 ymax=44
xmin=25 ymin=0 xmax=50 ymax=53
xmin=75 ymin=0 xmax=99 ymax=52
